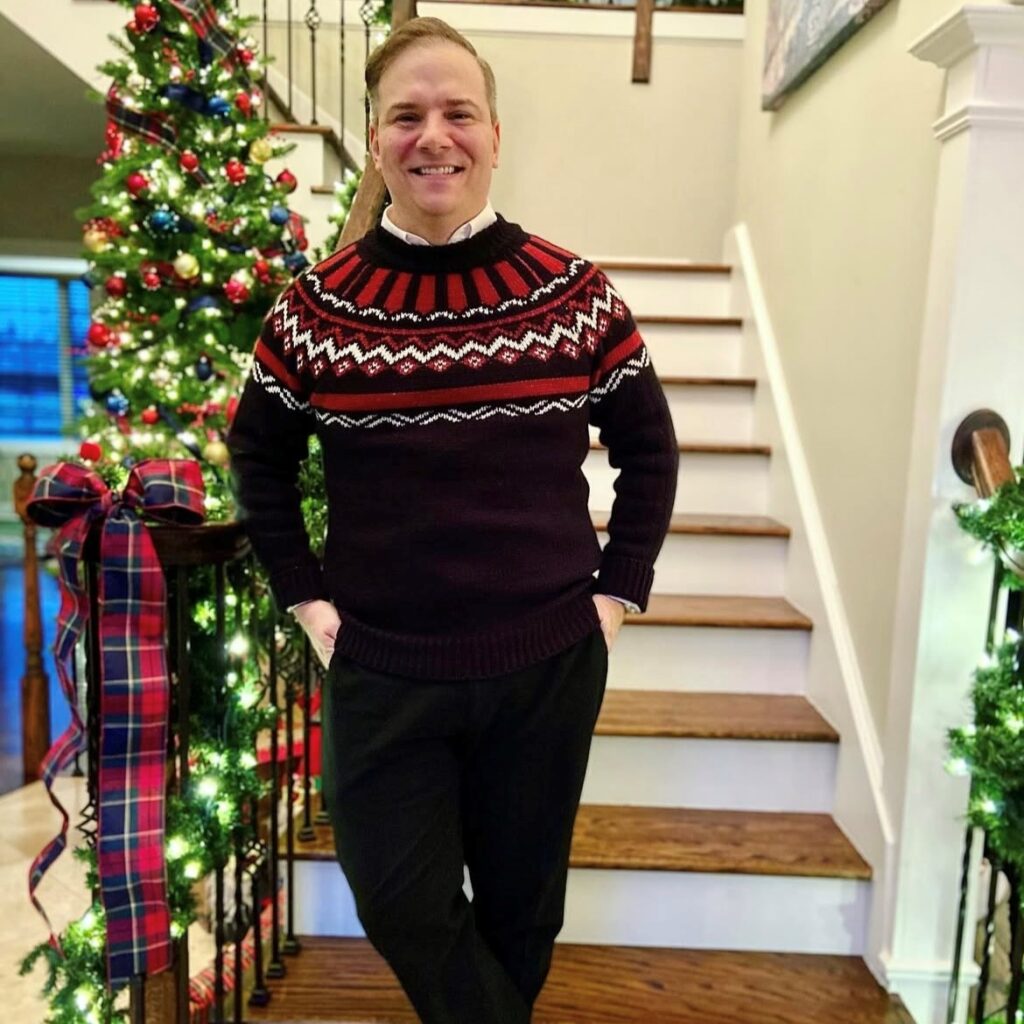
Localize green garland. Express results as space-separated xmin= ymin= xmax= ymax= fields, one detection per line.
xmin=947 ymin=634 xmax=1024 ymax=867
xmin=953 ymin=469 xmax=1024 ymax=588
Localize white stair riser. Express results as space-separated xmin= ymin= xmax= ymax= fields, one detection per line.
xmin=300 ymin=191 xmax=337 ymax=254
xmin=584 ymin=450 xmax=770 ymax=516
xmin=599 ymin=530 xmax=787 ymax=596
xmin=591 ymin=383 xmax=754 ymax=445
xmin=582 ymin=736 xmax=836 ymax=812
xmin=560 ymin=870 xmax=869 ymax=955
xmin=608 ymin=626 xmax=809 ymax=694
xmin=289 ymin=861 xmax=868 ymax=956
xmin=265 ymin=134 xmax=325 ymax=197
xmin=603 ymin=270 xmax=731 ymax=319
xmin=643 ymin=323 xmax=743 ymax=377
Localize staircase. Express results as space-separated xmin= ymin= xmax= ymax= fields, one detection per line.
xmin=247 ymin=260 xmax=907 ymax=1022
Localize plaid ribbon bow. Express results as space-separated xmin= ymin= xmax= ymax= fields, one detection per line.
xmin=27 ymin=459 xmax=205 ymax=990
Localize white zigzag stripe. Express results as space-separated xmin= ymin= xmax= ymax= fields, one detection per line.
xmin=589 ymin=350 xmax=650 ymax=404
xmin=276 ymin=279 xmax=628 ymax=374
xmin=314 ymin=394 xmax=590 ymax=430
xmin=306 ymin=256 xmax=590 ymax=324
xmin=307 ymin=352 xmax=650 ymax=431
xmin=252 ymin=360 xmax=312 ymax=414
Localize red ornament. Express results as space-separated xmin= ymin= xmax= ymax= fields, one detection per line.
xmin=141 ymin=269 xmax=162 ymax=291
xmin=179 ymin=150 xmax=200 ymax=173
xmin=226 ymin=396 xmax=239 ymax=423
xmin=105 ymin=276 xmax=127 ymax=298
xmin=79 ymin=441 xmax=103 ymax=463
xmin=141 ymin=406 xmax=160 ymax=425
xmin=134 ymin=4 xmax=159 ymax=31
xmin=234 ymin=92 xmax=252 ymax=116
xmin=223 ymin=279 xmax=250 ymax=305
xmin=238 ymin=47 xmax=254 ymax=66
xmin=125 ymin=171 xmax=150 ymax=197
xmin=224 ymin=159 xmax=247 ymax=185
xmin=87 ymin=323 xmax=112 ymax=347
xmin=252 ymin=259 xmax=271 ymax=284
xmin=274 ymin=169 xmax=297 ymax=194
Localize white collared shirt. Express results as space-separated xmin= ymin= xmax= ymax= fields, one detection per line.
xmin=380 ymin=202 xmax=498 ymax=246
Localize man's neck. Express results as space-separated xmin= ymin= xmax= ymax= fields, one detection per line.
xmin=385 ymin=204 xmax=488 ymax=246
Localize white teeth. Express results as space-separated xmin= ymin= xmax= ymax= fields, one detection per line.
xmin=415 ymin=166 xmax=458 ymax=175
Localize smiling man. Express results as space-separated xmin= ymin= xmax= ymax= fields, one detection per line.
xmin=228 ymin=16 xmax=678 ymax=1024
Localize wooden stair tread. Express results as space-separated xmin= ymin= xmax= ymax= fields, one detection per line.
xmin=634 ymin=594 xmax=812 ymax=630
xmin=596 ymin=259 xmax=732 ymax=275
xmin=247 ymin=937 xmax=906 ymax=1023
xmin=658 ymin=374 xmax=756 ymax=387
xmin=589 ymin=438 xmax=771 ymax=456
xmin=596 ymin=691 xmax=837 ymax=742
xmin=293 ymin=804 xmax=864 ymax=879
xmin=634 ymin=313 xmax=742 ymax=327
xmin=571 ymin=805 xmax=870 ymax=879
xmin=268 ymin=122 xmax=335 ymax=137
xmin=592 ymin=511 xmax=790 ymax=537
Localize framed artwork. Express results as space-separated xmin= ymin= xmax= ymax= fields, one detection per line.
xmin=762 ymin=0 xmax=892 ymax=110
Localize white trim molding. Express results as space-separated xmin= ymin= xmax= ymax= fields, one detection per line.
xmin=910 ymin=4 xmax=1024 ymax=68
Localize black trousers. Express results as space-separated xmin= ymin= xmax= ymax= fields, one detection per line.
xmin=321 ymin=628 xmax=609 ymax=1024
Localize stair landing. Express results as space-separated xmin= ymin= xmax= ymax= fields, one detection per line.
xmin=246 ymin=936 xmax=913 ymax=1023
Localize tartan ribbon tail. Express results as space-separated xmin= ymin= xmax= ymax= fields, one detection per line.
xmin=25 ymin=459 xmax=205 ymax=990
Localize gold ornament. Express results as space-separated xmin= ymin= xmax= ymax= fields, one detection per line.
xmin=249 ymin=138 xmax=274 ymax=165
xmin=84 ymin=229 xmax=109 ymax=253
xmin=203 ymin=440 xmax=230 ymax=467
xmin=173 ymin=252 xmax=200 ymax=279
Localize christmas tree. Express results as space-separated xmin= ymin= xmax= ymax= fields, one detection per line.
xmin=78 ymin=0 xmax=310 ymax=510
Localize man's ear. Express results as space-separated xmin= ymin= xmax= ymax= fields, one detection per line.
xmin=368 ymin=121 xmax=381 ymax=171
xmin=492 ymin=119 xmax=501 ymax=169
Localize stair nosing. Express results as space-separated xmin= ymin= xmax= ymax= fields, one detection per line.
xmin=596 ymin=260 xmax=732 ymax=275
xmin=589 ymin=439 xmax=771 ymax=456
xmin=632 ymin=595 xmax=813 ymax=631
xmin=658 ymin=375 xmax=756 ymax=388
xmin=634 ymin=314 xmax=743 ymax=327
xmin=591 ymin=512 xmax=790 ymax=538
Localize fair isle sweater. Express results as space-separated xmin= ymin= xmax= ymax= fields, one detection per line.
xmin=227 ymin=213 xmax=679 ymax=679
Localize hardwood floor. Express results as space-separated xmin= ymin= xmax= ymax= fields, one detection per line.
xmin=246 ymin=937 xmax=914 ymax=1023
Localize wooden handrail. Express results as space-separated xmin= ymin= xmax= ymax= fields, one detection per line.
xmin=632 ymin=0 xmax=654 ymax=83
xmin=15 ymin=453 xmax=50 ymax=784
xmin=952 ymin=410 xmax=1014 ymax=498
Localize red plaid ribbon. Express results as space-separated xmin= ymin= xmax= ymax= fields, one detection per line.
xmin=166 ymin=0 xmax=243 ymax=71
xmin=27 ymin=460 xmax=205 ymax=990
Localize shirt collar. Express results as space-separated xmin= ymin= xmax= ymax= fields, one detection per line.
xmin=380 ymin=202 xmax=497 ymax=246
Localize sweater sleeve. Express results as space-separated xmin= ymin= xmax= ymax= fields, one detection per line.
xmin=226 ymin=284 xmax=328 ymax=610
xmin=588 ymin=272 xmax=678 ymax=612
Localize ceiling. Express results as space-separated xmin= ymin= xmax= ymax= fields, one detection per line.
xmin=0 ymin=12 xmax=105 ymax=159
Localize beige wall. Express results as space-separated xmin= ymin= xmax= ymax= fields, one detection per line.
xmin=732 ymin=0 xmax=952 ymax=732
xmin=262 ymin=16 xmax=744 ymax=259
xmin=0 ymin=154 xmax=95 ymax=255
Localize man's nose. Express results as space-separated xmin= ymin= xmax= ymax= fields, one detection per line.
xmin=417 ymin=112 xmax=452 ymax=150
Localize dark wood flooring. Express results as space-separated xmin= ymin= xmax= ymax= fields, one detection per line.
xmin=246 ymin=937 xmax=915 ymax=1024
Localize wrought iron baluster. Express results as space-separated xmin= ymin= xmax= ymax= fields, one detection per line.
xmin=975 ymin=845 xmax=1002 ymax=1022
xmin=262 ymin=0 xmax=269 ymax=123
xmin=306 ymin=1 xmax=321 ymax=124
xmin=283 ymin=644 xmax=301 ymax=954
xmin=266 ymin=609 xmax=286 ymax=978
xmin=287 ymin=0 xmax=294 ymax=119
xmin=299 ymin=636 xmax=315 ymax=841
xmin=233 ymin=831 xmax=245 ymax=1024
xmin=339 ymin=0 xmax=346 ymax=150
xmin=360 ymin=0 xmax=375 ymax=149
xmin=248 ymin=795 xmax=271 ymax=1006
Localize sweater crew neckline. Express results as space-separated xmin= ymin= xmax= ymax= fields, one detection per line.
xmin=357 ymin=213 xmax=530 ymax=272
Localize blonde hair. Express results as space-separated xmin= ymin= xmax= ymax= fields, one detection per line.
xmin=365 ymin=17 xmax=498 ymax=125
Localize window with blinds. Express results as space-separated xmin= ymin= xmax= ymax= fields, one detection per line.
xmin=0 ymin=274 xmax=90 ymax=439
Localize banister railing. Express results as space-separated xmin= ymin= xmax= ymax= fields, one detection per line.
xmin=947 ymin=409 xmax=1024 ymax=1024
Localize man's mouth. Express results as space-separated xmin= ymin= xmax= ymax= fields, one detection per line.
xmin=411 ymin=166 xmax=464 ymax=176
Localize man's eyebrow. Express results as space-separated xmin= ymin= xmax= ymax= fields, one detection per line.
xmin=387 ymin=99 xmax=482 ymax=114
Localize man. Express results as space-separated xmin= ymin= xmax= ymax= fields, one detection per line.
xmin=227 ymin=16 xmax=678 ymax=1023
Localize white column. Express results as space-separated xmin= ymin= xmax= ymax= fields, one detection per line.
xmin=872 ymin=7 xmax=1024 ymax=1023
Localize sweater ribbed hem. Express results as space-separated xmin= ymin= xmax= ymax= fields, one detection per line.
xmin=596 ymin=555 xmax=656 ymax=612
xmin=268 ymin=561 xmax=327 ymax=613
xmin=332 ymin=589 xmax=601 ymax=680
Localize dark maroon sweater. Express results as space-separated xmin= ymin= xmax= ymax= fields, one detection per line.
xmin=227 ymin=214 xmax=678 ymax=679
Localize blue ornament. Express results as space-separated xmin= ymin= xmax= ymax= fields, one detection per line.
xmin=147 ymin=208 xmax=180 ymax=235
xmin=269 ymin=205 xmax=290 ymax=226
xmin=283 ymin=252 xmax=309 ymax=273
xmin=195 ymin=355 xmax=214 ymax=381
xmin=105 ymin=391 xmax=130 ymax=416
xmin=207 ymin=95 xmax=231 ymax=118
xmin=122 ymin=455 xmax=137 ymax=470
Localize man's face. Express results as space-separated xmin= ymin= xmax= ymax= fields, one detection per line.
xmin=368 ymin=41 xmax=501 ymax=243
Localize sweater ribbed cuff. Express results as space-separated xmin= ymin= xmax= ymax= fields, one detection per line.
xmin=596 ymin=555 xmax=655 ymax=613
xmin=269 ymin=560 xmax=328 ymax=612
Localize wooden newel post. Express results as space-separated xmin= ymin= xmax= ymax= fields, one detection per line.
xmin=15 ymin=453 xmax=50 ymax=784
